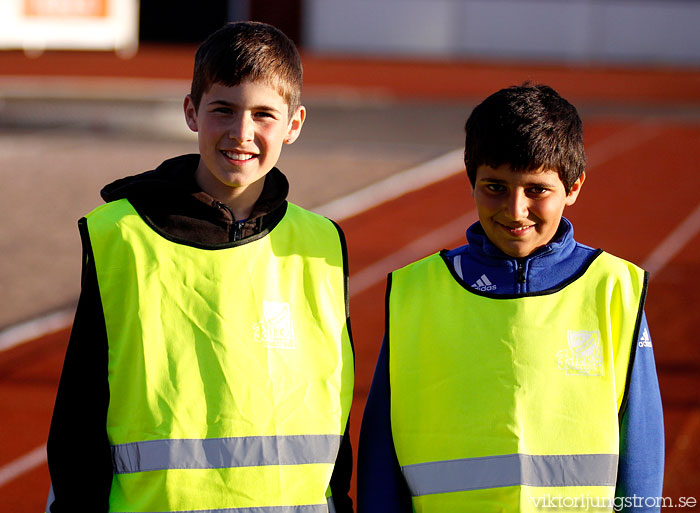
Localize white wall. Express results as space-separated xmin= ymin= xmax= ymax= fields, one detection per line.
xmin=304 ymin=0 xmax=700 ymax=65
xmin=0 ymin=0 xmax=139 ymax=53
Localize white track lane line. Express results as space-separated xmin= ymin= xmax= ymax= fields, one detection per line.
xmin=0 ymin=444 xmax=46 ymax=488
xmin=0 ymin=309 xmax=74 ymax=354
xmin=642 ymin=201 xmax=700 ymax=279
xmin=585 ymin=118 xmax=662 ymax=169
xmin=314 ymin=148 xmax=465 ymax=222
xmin=350 ymin=211 xmax=477 ymax=297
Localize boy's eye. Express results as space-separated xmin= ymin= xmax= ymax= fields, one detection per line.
xmin=254 ymin=111 xmax=276 ymax=119
xmin=485 ymin=183 xmax=506 ymax=193
xmin=213 ymin=107 xmax=233 ymax=114
xmin=528 ymin=186 xmax=548 ymax=195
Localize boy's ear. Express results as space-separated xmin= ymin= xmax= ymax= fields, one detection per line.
xmin=565 ymin=172 xmax=586 ymax=206
xmin=284 ymin=105 xmax=306 ymax=145
xmin=184 ymin=95 xmax=199 ymax=133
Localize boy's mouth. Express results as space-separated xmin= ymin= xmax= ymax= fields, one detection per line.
xmin=221 ymin=150 xmax=257 ymax=161
xmin=498 ymin=223 xmax=534 ymax=236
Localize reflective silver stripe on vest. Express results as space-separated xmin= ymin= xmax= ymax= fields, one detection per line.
xmin=112 ymin=434 xmax=342 ymax=474
xmin=402 ymin=453 xmax=618 ymax=496
xmin=121 ymin=505 xmax=331 ymax=513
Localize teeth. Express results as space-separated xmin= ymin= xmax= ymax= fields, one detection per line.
xmin=223 ymin=151 xmax=255 ymax=160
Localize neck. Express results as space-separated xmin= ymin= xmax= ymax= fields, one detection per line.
xmin=219 ymin=181 xmax=265 ymax=221
xmin=195 ymin=168 xmax=266 ymax=221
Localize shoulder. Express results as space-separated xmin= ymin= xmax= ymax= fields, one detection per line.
xmin=84 ymin=198 xmax=135 ymax=227
xmin=596 ymin=251 xmax=646 ymax=279
xmin=285 ymin=202 xmax=345 ymax=235
xmin=80 ymin=200 xmax=144 ymax=252
xmin=390 ymin=252 xmax=446 ymax=285
xmin=586 ymin=252 xmax=648 ymax=307
xmin=286 ymin=202 xmax=332 ymax=221
xmin=571 ymin=240 xmax=597 ymax=256
xmin=278 ymin=204 xmax=348 ymax=262
xmin=100 ymin=154 xmax=199 ymax=203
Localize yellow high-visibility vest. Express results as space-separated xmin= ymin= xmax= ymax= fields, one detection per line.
xmin=388 ymin=250 xmax=647 ymax=512
xmin=86 ymin=198 xmax=354 ymax=513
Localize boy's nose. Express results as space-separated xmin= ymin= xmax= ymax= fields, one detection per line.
xmin=228 ymin=115 xmax=254 ymax=142
xmin=505 ymin=191 xmax=529 ymax=220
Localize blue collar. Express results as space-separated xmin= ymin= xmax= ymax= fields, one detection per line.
xmin=464 ymin=217 xmax=577 ymax=267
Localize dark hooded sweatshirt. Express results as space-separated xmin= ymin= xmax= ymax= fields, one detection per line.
xmin=46 ymin=154 xmax=354 ymax=512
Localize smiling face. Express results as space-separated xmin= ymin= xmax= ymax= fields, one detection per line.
xmin=473 ymin=164 xmax=585 ymax=258
xmin=184 ymin=80 xmax=305 ymax=217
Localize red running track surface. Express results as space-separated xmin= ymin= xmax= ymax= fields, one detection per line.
xmin=1 ymin=49 xmax=699 ymax=511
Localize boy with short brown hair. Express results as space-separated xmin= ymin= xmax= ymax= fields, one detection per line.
xmin=47 ymin=21 xmax=354 ymax=513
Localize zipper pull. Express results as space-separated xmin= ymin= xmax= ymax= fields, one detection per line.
xmin=517 ymin=261 xmax=526 ymax=284
xmin=214 ymin=201 xmax=244 ymax=241
xmin=215 ymin=201 xmax=233 ymax=217
xmin=232 ymin=221 xmax=243 ymax=241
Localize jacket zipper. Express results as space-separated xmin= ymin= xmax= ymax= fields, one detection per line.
xmin=231 ymin=221 xmax=242 ymax=241
xmin=517 ymin=261 xmax=526 ymax=286
xmin=215 ymin=201 xmax=242 ymax=242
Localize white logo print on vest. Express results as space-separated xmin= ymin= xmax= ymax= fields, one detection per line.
xmin=556 ymin=330 xmax=603 ymax=376
xmin=253 ymin=301 xmax=296 ymax=349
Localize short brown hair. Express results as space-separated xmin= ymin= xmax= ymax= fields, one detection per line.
xmin=190 ymin=21 xmax=303 ymax=115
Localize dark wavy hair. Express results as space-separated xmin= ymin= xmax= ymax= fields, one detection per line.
xmin=190 ymin=21 xmax=303 ymax=115
xmin=464 ymin=83 xmax=585 ymax=193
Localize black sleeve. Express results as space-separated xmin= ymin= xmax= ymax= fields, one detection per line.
xmin=328 ymin=220 xmax=355 ymax=512
xmin=329 ymin=419 xmax=354 ymax=513
xmin=47 ymin=219 xmax=112 ymax=512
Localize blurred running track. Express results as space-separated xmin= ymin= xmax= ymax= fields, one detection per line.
xmin=1 ymin=48 xmax=699 ymax=511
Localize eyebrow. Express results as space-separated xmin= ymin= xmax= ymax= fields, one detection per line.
xmin=207 ymin=99 xmax=283 ymax=114
xmin=479 ymin=177 xmax=558 ymax=188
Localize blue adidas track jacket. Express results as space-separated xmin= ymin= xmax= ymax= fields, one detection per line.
xmin=357 ymin=218 xmax=664 ymax=512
